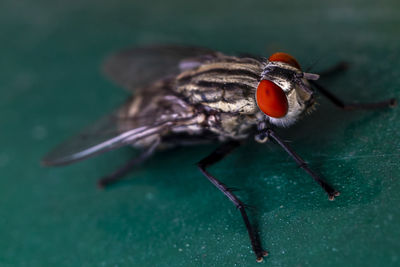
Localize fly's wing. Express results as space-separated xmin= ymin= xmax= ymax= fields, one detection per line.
xmin=43 ymin=45 xmax=214 ymax=167
xmin=102 ymin=45 xmax=218 ymax=91
xmin=42 ymin=82 xmax=197 ymax=166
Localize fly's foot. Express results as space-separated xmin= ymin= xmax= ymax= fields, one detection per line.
xmin=256 ymin=250 xmax=269 ymax=263
xmin=328 ymin=191 xmax=341 ymax=201
xmin=97 ymin=177 xmax=113 ymax=189
xmin=389 ymin=98 xmax=397 ymax=107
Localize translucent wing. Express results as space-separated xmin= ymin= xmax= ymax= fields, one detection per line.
xmin=42 ymin=106 xmax=165 ymax=166
xmin=44 ymin=45 xmax=216 ymax=166
xmin=102 ymin=45 xmax=218 ymax=91
xmin=42 ymin=84 xmax=197 ymax=166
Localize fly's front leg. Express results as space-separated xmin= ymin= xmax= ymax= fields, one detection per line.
xmin=197 ymin=141 xmax=268 ymax=262
xmin=310 ymin=80 xmax=397 ymax=110
xmin=257 ymin=129 xmax=340 ymax=200
xmin=98 ymin=138 xmax=160 ymax=188
xmin=318 ymin=61 xmax=349 ymax=77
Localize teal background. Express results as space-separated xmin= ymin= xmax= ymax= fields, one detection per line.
xmin=1 ymin=0 xmax=399 ymax=266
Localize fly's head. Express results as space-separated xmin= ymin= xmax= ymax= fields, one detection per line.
xmin=255 ymin=53 xmax=319 ymax=128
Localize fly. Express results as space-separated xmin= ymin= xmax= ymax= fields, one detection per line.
xmin=42 ymin=45 xmax=397 ymax=262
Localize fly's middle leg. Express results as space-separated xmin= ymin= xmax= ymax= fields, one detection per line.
xmin=197 ymin=141 xmax=268 ymax=262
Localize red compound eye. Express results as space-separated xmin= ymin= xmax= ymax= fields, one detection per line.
xmin=256 ymin=80 xmax=288 ymax=118
xmin=269 ymin=52 xmax=301 ymax=69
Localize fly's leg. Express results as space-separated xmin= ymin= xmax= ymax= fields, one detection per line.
xmin=98 ymin=139 xmax=160 ymax=188
xmin=197 ymin=141 xmax=268 ymax=262
xmin=318 ymin=61 xmax=349 ymax=77
xmin=259 ymin=129 xmax=340 ymax=200
xmin=310 ymin=80 xmax=397 ymax=110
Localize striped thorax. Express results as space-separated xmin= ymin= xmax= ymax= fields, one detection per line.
xmin=172 ymin=53 xmax=319 ymax=140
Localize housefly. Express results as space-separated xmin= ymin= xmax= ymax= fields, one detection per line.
xmin=42 ymin=45 xmax=396 ymax=262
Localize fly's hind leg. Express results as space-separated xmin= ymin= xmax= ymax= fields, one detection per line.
xmin=197 ymin=141 xmax=268 ymax=262
xmin=97 ymin=139 xmax=160 ymax=188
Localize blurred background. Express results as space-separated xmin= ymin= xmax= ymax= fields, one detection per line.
xmin=1 ymin=0 xmax=399 ymax=266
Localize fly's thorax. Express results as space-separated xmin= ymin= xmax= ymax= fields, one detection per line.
xmin=205 ymin=112 xmax=259 ymax=140
xmin=173 ymin=55 xmax=264 ymax=115
xmin=257 ymin=60 xmax=316 ymax=127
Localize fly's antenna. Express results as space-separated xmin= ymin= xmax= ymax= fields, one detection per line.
xmin=303 ymin=72 xmax=320 ymax=80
